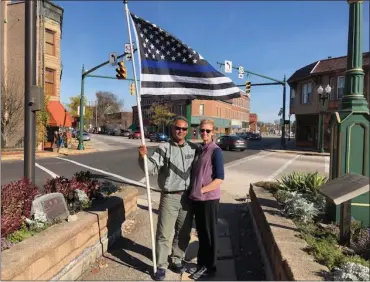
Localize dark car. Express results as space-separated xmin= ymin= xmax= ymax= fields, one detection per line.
xmin=243 ymin=132 xmax=253 ymax=140
xmin=150 ymin=133 xmax=169 ymax=142
xmin=250 ymin=133 xmax=262 ymax=140
xmin=128 ymin=131 xmax=141 ymax=139
xmin=121 ymin=130 xmax=130 ymax=137
xmin=216 ymin=135 xmax=248 ymax=151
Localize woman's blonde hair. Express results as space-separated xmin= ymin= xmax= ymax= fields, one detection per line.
xmin=200 ymin=119 xmax=216 ymax=131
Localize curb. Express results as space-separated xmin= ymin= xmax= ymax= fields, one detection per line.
xmin=248 ymin=184 xmax=329 ymax=280
xmin=1 ymin=149 xmax=100 ymax=161
xmin=266 ymin=149 xmax=330 ymax=157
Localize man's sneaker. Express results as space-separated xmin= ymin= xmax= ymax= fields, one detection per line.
xmin=170 ymin=262 xmax=185 ymax=274
xmin=154 ymin=268 xmax=166 ymax=281
xmin=191 ymin=266 xmax=216 ymax=280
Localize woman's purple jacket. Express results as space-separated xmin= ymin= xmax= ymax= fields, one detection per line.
xmin=189 ymin=141 xmax=225 ymax=201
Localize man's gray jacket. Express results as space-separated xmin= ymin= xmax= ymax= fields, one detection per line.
xmin=139 ymin=140 xmax=198 ymax=193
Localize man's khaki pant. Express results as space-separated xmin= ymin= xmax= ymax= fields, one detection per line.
xmin=156 ymin=192 xmax=193 ymax=269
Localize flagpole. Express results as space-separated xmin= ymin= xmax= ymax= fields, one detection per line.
xmin=123 ymin=0 xmax=157 ymax=274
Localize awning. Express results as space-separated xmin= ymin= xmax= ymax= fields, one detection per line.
xmin=47 ymin=101 xmax=73 ymax=127
xmin=128 ymin=123 xmax=136 ymax=130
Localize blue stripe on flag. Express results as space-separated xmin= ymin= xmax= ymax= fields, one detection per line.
xmin=141 ymin=60 xmax=217 ymax=73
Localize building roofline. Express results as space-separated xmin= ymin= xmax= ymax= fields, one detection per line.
xmin=288 ymin=52 xmax=370 ymax=85
xmin=310 ymin=60 xmax=320 ymax=74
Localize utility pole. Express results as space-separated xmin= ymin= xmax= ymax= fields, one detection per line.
xmin=24 ymin=0 xmax=37 ymax=184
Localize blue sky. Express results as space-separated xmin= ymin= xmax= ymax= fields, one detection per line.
xmin=59 ymin=1 xmax=370 ymax=122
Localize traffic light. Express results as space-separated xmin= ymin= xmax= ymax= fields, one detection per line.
xmin=245 ymin=81 xmax=251 ymax=94
xmin=116 ymin=61 xmax=127 ymax=79
xmin=130 ymin=83 xmax=135 ymax=95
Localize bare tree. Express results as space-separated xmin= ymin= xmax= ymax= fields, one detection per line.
xmin=1 ymin=71 xmax=24 ymax=148
xmin=95 ymin=91 xmax=124 ymax=126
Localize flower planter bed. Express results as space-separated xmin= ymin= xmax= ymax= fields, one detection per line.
xmin=1 ymin=185 xmax=138 ymax=281
xmin=249 ymin=183 xmax=328 ymax=280
xmin=249 ymin=171 xmax=369 ymax=281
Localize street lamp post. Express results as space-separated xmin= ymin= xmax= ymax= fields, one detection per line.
xmin=317 ymin=84 xmax=331 ymax=153
xmin=329 ymin=0 xmax=370 ymax=227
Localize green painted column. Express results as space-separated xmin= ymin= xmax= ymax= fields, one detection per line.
xmin=185 ymin=100 xmax=192 ymax=140
xmin=329 ymin=0 xmax=370 ymax=226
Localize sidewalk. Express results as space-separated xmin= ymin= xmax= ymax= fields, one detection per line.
xmin=79 ymin=192 xmax=182 ymax=281
xmin=266 ymin=139 xmax=330 ymax=156
xmin=79 ymin=150 xmax=271 ymax=281
xmin=1 ymin=140 xmax=98 ymax=161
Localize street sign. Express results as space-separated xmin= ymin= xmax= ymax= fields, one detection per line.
xmin=224 ymin=60 xmax=232 ymax=73
xmin=238 ymin=73 xmax=244 ymax=79
xmin=238 ymin=66 xmax=244 ymax=74
xmin=124 ymin=43 xmax=132 ymax=54
xmin=109 ymin=52 xmax=117 ymax=65
xmin=278 ymin=108 xmax=283 ymax=116
xmin=126 ymin=54 xmax=132 ymax=61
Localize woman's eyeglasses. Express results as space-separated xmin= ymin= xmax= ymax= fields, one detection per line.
xmin=175 ymin=126 xmax=188 ymax=131
xmin=200 ymin=129 xmax=212 ymax=133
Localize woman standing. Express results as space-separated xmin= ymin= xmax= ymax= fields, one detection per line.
xmin=188 ymin=119 xmax=225 ymax=280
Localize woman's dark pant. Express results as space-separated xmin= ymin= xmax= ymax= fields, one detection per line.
xmin=192 ymin=199 xmax=219 ymax=271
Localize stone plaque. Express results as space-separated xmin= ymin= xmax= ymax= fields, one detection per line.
xmin=31 ymin=193 xmax=69 ymax=222
xmin=319 ymin=173 xmax=369 ymax=205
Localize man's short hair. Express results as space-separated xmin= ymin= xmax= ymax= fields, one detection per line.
xmin=171 ymin=116 xmax=188 ymax=126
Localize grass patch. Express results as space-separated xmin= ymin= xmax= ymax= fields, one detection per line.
xmin=7 ymin=223 xmax=49 ymax=244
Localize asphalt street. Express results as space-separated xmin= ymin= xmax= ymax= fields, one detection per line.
xmin=1 ymin=136 xmax=280 ymax=193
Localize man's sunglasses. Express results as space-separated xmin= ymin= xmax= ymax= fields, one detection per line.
xmin=200 ymin=129 xmax=212 ymax=133
xmin=175 ymin=126 xmax=188 ymax=131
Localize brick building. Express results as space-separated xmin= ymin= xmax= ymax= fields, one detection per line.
xmin=131 ymin=91 xmax=250 ymax=138
xmin=1 ymin=0 xmax=71 ymax=148
xmin=288 ymin=52 xmax=370 ymax=149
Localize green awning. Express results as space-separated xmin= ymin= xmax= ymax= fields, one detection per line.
xmin=128 ymin=124 xmax=136 ymax=130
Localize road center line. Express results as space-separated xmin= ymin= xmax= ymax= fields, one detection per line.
xmin=267 ymin=154 xmax=301 ymax=181
xmin=35 ymin=163 xmax=59 ymax=178
xmin=54 ymin=157 xmax=149 ymax=188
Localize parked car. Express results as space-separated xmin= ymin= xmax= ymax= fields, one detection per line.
xmin=146 ymin=132 xmax=156 ymax=139
xmin=150 ymin=133 xmax=169 ymax=142
xmin=128 ymin=131 xmax=141 ymax=139
xmin=76 ymin=132 xmax=90 ymax=141
xmin=250 ymin=133 xmax=262 ymax=140
xmin=216 ymin=135 xmax=247 ymax=151
xmin=243 ymin=132 xmax=253 ymax=140
xmin=121 ymin=130 xmax=130 ymax=137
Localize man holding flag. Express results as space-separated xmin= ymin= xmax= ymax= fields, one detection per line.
xmin=126 ymin=7 xmax=241 ymax=281
xmin=138 ymin=116 xmax=198 ymax=281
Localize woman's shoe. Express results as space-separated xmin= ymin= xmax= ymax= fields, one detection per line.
xmin=191 ymin=266 xmax=216 ymax=280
